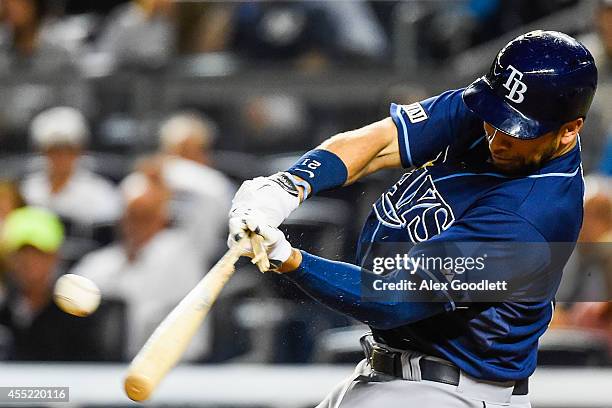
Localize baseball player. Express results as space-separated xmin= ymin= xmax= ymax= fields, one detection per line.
xmin=228 ymin=31 xmax=598 ymax=407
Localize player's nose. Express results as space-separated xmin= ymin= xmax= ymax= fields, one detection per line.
xmin=490 ymin=132 xmax=513 ymax=151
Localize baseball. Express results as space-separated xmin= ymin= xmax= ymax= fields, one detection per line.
xmin=53 ymin=274 xmax=101 ymax=317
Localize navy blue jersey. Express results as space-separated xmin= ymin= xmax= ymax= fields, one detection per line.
xmin=356 ymin=89 xmax=584 ymax=381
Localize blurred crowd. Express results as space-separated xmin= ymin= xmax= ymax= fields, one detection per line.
xmin=0 ymin=0 xmax=580 ymax=73
xmin=0 ymin=106 xmax=234 ymax=361
xmin=0 ymin=0 xmax=610 ymax=366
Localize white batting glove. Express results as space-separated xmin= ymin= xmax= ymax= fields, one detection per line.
xmin=227 ymin=217 xmax=292 ymax=267
xmin=228 ymin=173 xmax=300 ymax=249
xmin=227 ymin=209 xmax=266 ymax=252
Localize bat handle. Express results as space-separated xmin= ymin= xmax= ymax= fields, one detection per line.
xmin=250 ymin=233 xmax=270 ymax=273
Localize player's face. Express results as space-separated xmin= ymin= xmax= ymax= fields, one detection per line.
xmin=484 ymin=123 xmax=560 ymax=174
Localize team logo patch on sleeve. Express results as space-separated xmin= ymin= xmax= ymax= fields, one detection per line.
xmin=401 ymin=102 xmax=428 ymax=124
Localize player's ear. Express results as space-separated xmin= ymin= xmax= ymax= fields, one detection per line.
xmin=558 ymin=118 xmax=583 ymax=144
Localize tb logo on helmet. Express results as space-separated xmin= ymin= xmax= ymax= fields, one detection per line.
xmin=503 ymin=65 xmax=528 ymax=103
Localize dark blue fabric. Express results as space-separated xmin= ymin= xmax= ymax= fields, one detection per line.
xmin=285 ymin=88 xmax=584 ymax=382
xmin=286 ymin=251 xmax=448 ymax=330
xmin=287 ymin=149 xmax=348 ymax=195
xmin=364 ymin=90 xmax=583 ymax=381
xmin=390 ymin=89 xmax=482 ymax=168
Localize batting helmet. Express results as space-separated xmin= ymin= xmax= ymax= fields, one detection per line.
xmin=462 ymin=30 xmax=598 ymax=139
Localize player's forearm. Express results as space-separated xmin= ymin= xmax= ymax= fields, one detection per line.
xmin=285 ymin=118 xmax=401 ymax=200
xmin=282 ymin=251 xmax=443 ymax=330
xmin=319 ymin=118 xmax=401 ymax=185
xmin=230 ymin=118 xmax=400 ymax=239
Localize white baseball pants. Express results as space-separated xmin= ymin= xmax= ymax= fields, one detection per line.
xmin=316 ymin=358 xmax=531 ymax=408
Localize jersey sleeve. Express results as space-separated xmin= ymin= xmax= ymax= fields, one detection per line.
xmin=284 ymin=207 xmax=555 ymax=331
xmin=390 ymin=88 xmax=481 ymax=168
xmin=285 ymin=251 xmax=449 ymax=330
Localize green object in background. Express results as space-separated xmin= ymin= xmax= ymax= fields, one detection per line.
xmin=1 ymin=207 xmax=64 ymax=254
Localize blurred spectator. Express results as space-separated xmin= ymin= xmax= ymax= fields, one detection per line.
xmin=64 ymin=0 xmax=126 ymax=15
xmin=555 ymin=295 xmax=612 ymax=363
xmin=70 ymin=172 xmax=209 ymax=359
xmin=553 ymin=175 xmax=612 ymax=359
xmin=0 ymin=0 xmax=84 ymax=151
xmin=20 ymin=107 xmax=122 ymax=227
xmin=580 ymin=175 xmax=612 ymax=242
xmin=159 ymin=112 xmax=217 ymax=166
xmin=557 ymin=175 xmax=612 ymax=302
xmin=579 ymin=0 xmax=612 ymax=176
xmin=310 ymin=1 xmax=387 ymax=62
xmin=155 ymin=112 xmax=234 ymax=246
xmin=175 ymin=2 xmax=235 ymax=54
xmin=232 ymin=1 xmax=386 ymax=70
xmin=578 ymin=175 xmax=612 ymax=297
xmin=0 ymin=180 xmax=25 ymax=303
xmin=595 ymin=0 xmax=612 ymax=175
xmin=469 ymin=0 xmax=578 ymax=47
xmin=580 ymin=0 xmax=612 ymax=173
xmin=598 ymin=0 xmax=612 ymax=72
xmin=415 ymin=0 xmax=578 ymax=64
xmin=570 ymin=301 xmax=612 ymax=326
xmin=240 ymin=95 xmax=309 ymax=153
xmin=95 ymin=0 xmax=176 ymax=70
xmin=0 ymin=180 xmax=25 ymax=225
xmin=0 ymin=207 xmax=109 ymax=361
xmin=582 ymin=0 xmax=612 ymax=73
xmin=0 ymin=0 xmax=74 ymax=75
xmin=232 ymin=1 xmax=333 ymax=69
xmin=368 ymin=1 xmax=398 ymax=40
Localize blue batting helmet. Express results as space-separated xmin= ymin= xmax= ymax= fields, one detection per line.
xmin=462 ymin=30 xmax=598 ymax=139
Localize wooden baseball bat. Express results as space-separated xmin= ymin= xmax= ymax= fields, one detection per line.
xmin=251 ymin=231 xmax=270 ymax=272
xmin=124 ymin=234 xmax=266 ymax=402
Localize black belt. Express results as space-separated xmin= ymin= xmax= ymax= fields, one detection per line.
xmin=362 ymin=339 xmax=528 ymax=396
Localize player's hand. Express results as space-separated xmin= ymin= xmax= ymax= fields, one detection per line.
xmin=228 ymin=173 xmax=300 ymax=243
xmin=228 ymin=217 xmax=292 ymax=270
xmin=228 ymin=209 xmax=267 ymax=254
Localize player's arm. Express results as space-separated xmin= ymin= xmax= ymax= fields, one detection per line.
xmin=228 ymin=118 xmax=401 ymax=247
xmin=280 ymin=251 xmax=448 ymax=329
xmin=229 ymin=89 xmax=477 ymax=247
xmin=284 ymin=88 xmax=485 ymax=199
xmin=283 ymin=117 xmax=400 ymax=200
xmin=266 ymin=206 xmax=553 ymax=329
xmin=243 ymin=224 xmax=449 ymax=329
xmin=317 ymin=117 xmax=401 ymax=186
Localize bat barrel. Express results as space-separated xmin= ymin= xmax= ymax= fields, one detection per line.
xmin=122 ymin=236 xmax=252 ymax=402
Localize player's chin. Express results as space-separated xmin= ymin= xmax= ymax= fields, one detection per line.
xmin=492 ymin=159 xmax=518 ymax=171
xmin=491 ymin=159 xmax=532 ymax=175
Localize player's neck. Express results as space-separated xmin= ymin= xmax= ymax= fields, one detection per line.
xmin=551 ymin=137 xmax=578 ymax=160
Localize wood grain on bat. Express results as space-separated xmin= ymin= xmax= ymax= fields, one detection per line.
xmin=124 ymin=237 xmax=247 ymax=402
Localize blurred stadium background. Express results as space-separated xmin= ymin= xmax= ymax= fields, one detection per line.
xmin=0 ymin=0 xmax=610 ymax=407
